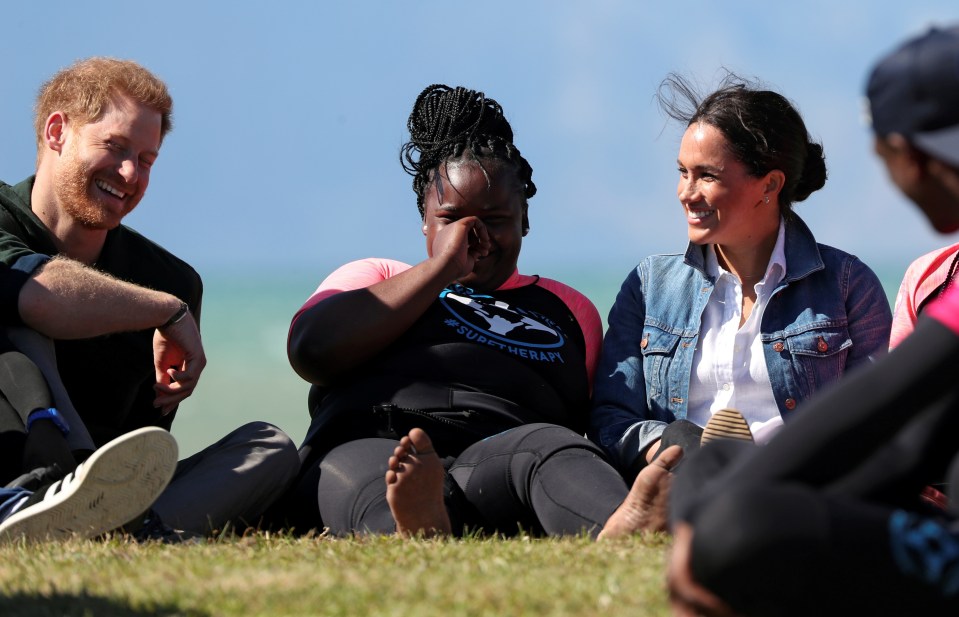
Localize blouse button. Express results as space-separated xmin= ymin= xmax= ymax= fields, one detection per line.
xmin=784 ymin=398 xmax=797 ymax=410
xmin=817 ymin=336 xmax=828 ymax=353
xmin=640 ymin=336 xmax=649 ymax=349
xmin=772 ymin=342 xmax=785 ymax=352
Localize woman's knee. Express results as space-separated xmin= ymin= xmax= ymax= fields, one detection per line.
xmin=315 ymin=438 xmax=399 ymax=535
xmin=498 ymin=423 xmax=602 ymax=457
xmin=319 ymin=438 xmax=396 ymax=489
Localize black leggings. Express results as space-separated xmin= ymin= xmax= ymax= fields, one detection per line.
xmin=674 ymin=317 xmax=959 ymax=616
xmin=298 ymin=423 xmax=628 ymax=537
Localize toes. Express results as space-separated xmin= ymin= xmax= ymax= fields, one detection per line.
xmin=407 ymin=428 xmax=435 ymax=455
xmin=385 ymin=469 xmax=398 ymax=485
xmin=654 ymin=445 xmax=684 ymax=470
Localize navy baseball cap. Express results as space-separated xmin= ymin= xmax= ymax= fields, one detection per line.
xmin=866 ymin=25 xmax=959 ymax=167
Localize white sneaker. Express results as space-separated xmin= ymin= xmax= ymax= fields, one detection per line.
xmin=0 ymin=426 xmax=178 ymax=543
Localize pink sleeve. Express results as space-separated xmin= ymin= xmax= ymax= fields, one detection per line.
xmin=891 ymin=243 xmax=959 ymax=348
xmin=290 ymin=258 xmax=412 ymax=325
xmin=890 ymin=270 xmax=921 ymax=349
xmin=924 ymin=283 xmax=959 ymax=336
xmin=535 ymin=277 xmax=603 ymax=389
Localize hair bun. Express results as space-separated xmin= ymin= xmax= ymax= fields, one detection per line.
xmin=793 ymin=141 xmax=827 ymax=202
xmin=405 ymin=85 xmax=512 ymax=160
xmin=400 ymin=84 xmax=535 ymax=216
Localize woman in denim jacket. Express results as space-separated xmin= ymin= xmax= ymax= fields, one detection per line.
xmin=590 ymin=75 xmax=892 ymax=478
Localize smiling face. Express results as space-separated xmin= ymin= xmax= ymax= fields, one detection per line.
xmin=677 ymin=122 xmax=778 ymax=249
xmin=422 ymin=158 xmax=528 ymax=290
xmin=53 ymin=94 xmax=162 ymax=230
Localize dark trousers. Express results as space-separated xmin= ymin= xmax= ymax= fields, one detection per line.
xmin=295 ymin=423 xmax=628 ymax=538
xmin=673 ymin=317 xmax=959 ymax=616
xmin=0 ymin=332 xmax=56 ymax=483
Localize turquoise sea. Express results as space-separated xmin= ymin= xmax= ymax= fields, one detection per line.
xmin=171 ymin=262 xmax=907 ymax=457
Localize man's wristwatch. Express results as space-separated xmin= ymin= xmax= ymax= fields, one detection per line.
xmin=26 ymin=407 xmax=71 ymax=436
xmin=161 ymin=300 xmax=190 ymax=329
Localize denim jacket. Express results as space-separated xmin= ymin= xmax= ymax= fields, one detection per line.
xmin=589 ymin=215 xmax=892 ymax=472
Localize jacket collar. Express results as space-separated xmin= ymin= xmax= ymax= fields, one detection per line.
xmin=683 ymin=214 xmax=825 ymax=284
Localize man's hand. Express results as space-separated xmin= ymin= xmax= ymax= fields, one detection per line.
xmin=152 ymin=312 xmax=206 ymax=415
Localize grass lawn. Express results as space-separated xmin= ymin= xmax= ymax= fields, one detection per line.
xmin=0 ymin=533 xmax=673 ymax=616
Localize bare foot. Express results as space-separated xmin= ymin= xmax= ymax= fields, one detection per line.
xmin=668 ymin=522 xmax=739 ymax=617
xmin=598 ymin=445 xmax=683 ymax=539
xmin=385 ymin=428 xmax=451 ymax=538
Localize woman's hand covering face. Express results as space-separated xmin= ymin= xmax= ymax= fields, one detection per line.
xmin=422 ymin=160 xmax=527 ymax=291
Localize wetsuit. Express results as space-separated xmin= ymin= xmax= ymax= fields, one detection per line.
xmin=673 ymin=282 xmax=959 ymax=615
xmin=287 ymin=259 xmax=629 ymax=536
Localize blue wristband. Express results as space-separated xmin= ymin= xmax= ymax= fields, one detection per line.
xmin=26 ymin=408 xmax=70 ymax=436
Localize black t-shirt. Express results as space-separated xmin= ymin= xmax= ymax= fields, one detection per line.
xmin=0 ymin=177 xmax=203 ymax=445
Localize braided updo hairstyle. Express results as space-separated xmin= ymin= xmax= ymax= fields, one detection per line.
xmin=401 ymin=84 xmax=536 ymax=218
xmin=658 ymin=73 xmax=827 ymax=216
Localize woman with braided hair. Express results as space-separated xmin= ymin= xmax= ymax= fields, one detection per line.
xmin=283 ymin=84 xmax=671 ymax=538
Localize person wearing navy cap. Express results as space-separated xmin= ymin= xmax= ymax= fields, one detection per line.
xmin=875 ymin=26 xmax=959 ymax=350
xmin=666 ymin=25 xmax=959 ymax=617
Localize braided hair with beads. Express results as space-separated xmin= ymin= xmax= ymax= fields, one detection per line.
xmin=400 ymin=84 xmax=536 ymax=218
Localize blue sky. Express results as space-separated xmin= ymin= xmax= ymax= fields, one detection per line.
xmin=2 ymin=1 xmax=958 ymax=279
xmin=5 ymin=2 xmax=959 ymax=454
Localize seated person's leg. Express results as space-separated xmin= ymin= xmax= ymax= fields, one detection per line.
xmin=669 ymin=440 xmax=753 ymax=526
xmin=678 ymin=484 xmax=959 ymax=616
xmin=5 ymin=326 xmax=94 ymax=454
xmin=0 ymin=337 xmax=77 ymax=483
xmin=673 ymin=320 xmax=959 ymax=615
xmin=0 ymin=398 xmax=27 ymax=485
xmin=824 ymin=387 xmax=959 ymax=508
xmin=0 ymin=352 xmax=77 ymax=478
xmin=676 ymin=318 xmax=959 ymax=524
xmin=152 ymin=422 xmax=299 ymax=534
xmin=449 ymin=423 xmax=630 ymax=537
xmin=313 ymin=437 xmax=399 ymax=536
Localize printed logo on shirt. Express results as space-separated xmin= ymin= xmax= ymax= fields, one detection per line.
xmin=439 ymin=285 xmax=567 ymax=364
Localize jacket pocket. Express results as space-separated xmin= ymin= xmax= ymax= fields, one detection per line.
xmin=783 ymin=326 xmax=852 ymax=396
xmin=640 ymin=326 xmax=685 ymax=403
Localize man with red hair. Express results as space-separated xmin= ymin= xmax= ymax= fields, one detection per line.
xmin=0 ymin=58 xmax=298 ymax=542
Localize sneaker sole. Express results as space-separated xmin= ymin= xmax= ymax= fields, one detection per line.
xmin=0 ymin=426 xmax=178 ymax=543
